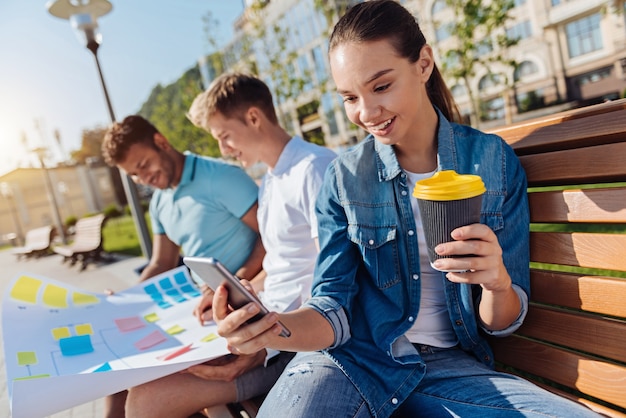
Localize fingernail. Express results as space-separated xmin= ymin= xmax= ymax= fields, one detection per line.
xmin=247 ymin=303 xmax=259 ymax=313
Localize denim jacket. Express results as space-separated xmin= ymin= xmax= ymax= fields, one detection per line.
xmin=303 ymin=111 xmax=530 ymax=417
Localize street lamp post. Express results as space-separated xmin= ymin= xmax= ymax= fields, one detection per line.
xmin=0 ymin=182 xmax=24 ymax=246
xmin=46 ymin=0 xmax=152 ymax=259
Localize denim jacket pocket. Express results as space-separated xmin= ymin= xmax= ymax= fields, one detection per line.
xmin=347 ymin=224 xmax=401 ymax=289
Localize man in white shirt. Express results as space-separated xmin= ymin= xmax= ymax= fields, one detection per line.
xmin=123 ymin=72 xmax=336 ymax=418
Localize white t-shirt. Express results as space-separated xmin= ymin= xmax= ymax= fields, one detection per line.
xmin=404 ymin=169 xmax=458 ymax=348
xmin=257 ymin=136 xmax=336 ymax=312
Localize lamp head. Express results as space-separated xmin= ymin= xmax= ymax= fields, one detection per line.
xmin=46 ymin=0 xmax=113 ymax=49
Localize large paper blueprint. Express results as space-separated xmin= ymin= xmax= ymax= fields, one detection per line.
xmin=2 ymin=266 xmax=230 ymax=418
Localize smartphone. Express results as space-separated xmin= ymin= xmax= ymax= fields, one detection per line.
xmin=182 ymin=256 xmax=291 ymax=338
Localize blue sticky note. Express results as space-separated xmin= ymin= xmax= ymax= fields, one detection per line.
xmin=59 ymin=335 xmax=94 ymax=356
xmin=93 ymin=362 xmax=112 ymax=373
xmin=174 ymin=271 xmax=188 ymax=285
xmin=144 ymin=283 xmax=159 ymax=295
xmin=159 ymin=278 xmax=173 ymax=290
xmin=181 ymin=284 xmax=201 ymax=297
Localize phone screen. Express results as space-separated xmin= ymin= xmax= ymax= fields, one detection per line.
xmin=183 ymin=256 xmax=291 ymax=337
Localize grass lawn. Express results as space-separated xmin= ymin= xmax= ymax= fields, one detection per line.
xmin=102 ymin=214 xmax=152 ymax=257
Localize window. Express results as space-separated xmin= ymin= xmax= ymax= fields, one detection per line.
xmin=514 ymin=60 xmax=539 ymax=81
xmin=435 ymin=22 xmax=453 ymax=42
xmin=478 ymin=73 xmax=502 ymax=91
xmin=480 ymin=96 xmax=505 ymax=121
xmin=476 ymin=39 xmax=493 ymax=57
xmin=506 ymin=20 xmax=532 ymax=41
xmin=322 ymin=92 xmax=339 ymax=135
xmin=566 ymin=14 xmax=602 ymax=58
xmin=432 ymin=0 xmax=446 ymax=15
xmin=450 ymin=84 xmax=467 ymax=98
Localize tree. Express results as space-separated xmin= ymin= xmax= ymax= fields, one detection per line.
xmin=70 ymin=126 xmax=108 ymax=164
xmin=439 ymin=0 xmax=518 ymax=127
xmin=137 ymin=66 xmax=219 ymax=157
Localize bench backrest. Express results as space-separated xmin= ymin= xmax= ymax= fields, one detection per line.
xmin=72 ymin=214 xmax=107 ymax=249
xmin=24 ymin=225 xmax=55 ymax=251
xmin=487 ymin=99 xmax=626 ymax=417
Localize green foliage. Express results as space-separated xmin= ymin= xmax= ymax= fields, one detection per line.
xmin=102 ymin=204 xmax=122 ymax=219
xmin=64 ymin=215 xmax=78 ymax=227
xmin=102 ymin=214 xmax=152 ymax=256
xmin=70 ymin=126 xmax=108 ymax=163
xmin=137 ymin=66 xmax=220 ymax=158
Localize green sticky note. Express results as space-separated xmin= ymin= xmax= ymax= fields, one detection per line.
xmin=17 ymin=351 xmax=37 ymax=366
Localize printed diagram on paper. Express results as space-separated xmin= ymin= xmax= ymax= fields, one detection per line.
xmin=2 ymin=266 xmax=229 ymax=418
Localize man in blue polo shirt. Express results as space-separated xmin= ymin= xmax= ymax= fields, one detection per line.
xmin=101 ymin=114 xmax=265 ymax=417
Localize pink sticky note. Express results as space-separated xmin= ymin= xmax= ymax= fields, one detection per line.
xmin=114 ymin=316 xmax=145 ymax=332
xmin=134 ymin=330 xmax=167 ymax=351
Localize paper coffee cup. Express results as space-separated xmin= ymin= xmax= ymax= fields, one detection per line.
xmin=413 ymin=170 xmax=485 ymax=271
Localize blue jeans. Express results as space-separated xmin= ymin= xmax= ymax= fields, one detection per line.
xmin=258 ymin=348 xmax=601 ymax=418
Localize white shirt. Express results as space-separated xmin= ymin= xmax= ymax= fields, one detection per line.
xmin=257 ymin=136 xmax=336 ymax=312
xmin=404 ymin=169 xmax=458 ymax=348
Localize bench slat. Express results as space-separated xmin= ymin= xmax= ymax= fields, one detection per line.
xmin=529 ymin=188 xmax=626 ymax=223
xmin=489 ymin=101 xmax=626 ymax=153
xmin=490 ymin=335 xmax=626 ymax=410
xmin=530 ymin=232 xmax=626 ymax=271
xmin=530 ymin=270 xmax=626 ymax=317
xmin=519 ymin=142 xmax=626 ymax=186
xmin=517 ymin=306 xmax=626 ymax=363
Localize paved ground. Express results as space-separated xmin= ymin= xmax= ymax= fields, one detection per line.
xmin=0 ymin=249 xmax=147 ymax=418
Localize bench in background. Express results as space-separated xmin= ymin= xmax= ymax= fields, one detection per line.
xmin=11 ymin=225 xmax=55 ymax=260
xmin=54 ymin=213 xmax=108 ymax=271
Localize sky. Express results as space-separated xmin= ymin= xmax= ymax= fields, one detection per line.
xmin=0 ymin=0 xmax=245 ymax=175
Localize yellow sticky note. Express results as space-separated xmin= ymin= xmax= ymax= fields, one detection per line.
xmin=10 ymin=276 xmax=42 ymax=304
xmin=75 ymin=323 xmax=93 ymax=335
xmin=73 ymin=292 xmax=100 ymax=306
xmin=165 ymin=325 xmax=185 ymax=335
xmin=144 ymin=313 xmax=160 ymax=323
xmin=201 ymin=333 xmax=219 ymax=343
xmin=52 ymin=327 xmax=71 ymax=340
xmin=42 ymin=284 xmax=68 ymax=308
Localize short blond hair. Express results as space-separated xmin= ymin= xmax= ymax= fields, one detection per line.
xmin=187 ymin=72 xmax=278 ymax=131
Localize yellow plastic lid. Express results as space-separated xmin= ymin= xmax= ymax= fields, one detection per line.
xmin=413 ymin=170 xmax=485 ymax=201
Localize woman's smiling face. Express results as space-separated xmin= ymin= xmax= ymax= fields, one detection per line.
xmin=330 ymin=38 xmax=434 ymax=147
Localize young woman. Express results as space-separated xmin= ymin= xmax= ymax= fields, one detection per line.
xmin=213 ymin=1 xmax=600 ymax=417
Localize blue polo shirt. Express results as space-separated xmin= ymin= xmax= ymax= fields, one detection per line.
xmin=149 ymin=152 xmax=259 ymax=274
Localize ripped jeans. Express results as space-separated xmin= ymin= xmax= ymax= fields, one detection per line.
xmin=258 ymin=349 xmax=601 ymax=418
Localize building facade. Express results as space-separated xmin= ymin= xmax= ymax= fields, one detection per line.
xmin=199 ymin=0 xmax=625 ymax=140
xmin=0 ymin=163 xmax=118 ymax=246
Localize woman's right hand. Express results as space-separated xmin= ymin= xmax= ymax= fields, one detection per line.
xmin=212 ymin=281 xmax=284 ymax=355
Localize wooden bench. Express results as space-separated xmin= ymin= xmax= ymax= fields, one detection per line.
xmin=53 ymin=213 xmax=108 ymax=271
xmin=486 ymin=98 xmax=626 ymax=417
xmin=11 ymin=225 xmax=55 ymax=260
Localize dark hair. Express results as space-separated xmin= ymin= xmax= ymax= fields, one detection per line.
xmin=329 ymin=0 xmax=461 ymax=123
xmin=188 ymin=72 xmax=278 ymax=131
xmin=101 ymin=115 xmax=159 ymax=166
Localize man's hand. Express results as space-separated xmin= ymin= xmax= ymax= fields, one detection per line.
xmin=184 ymin=350 xmax=266 ymax=382
xmin=193 ymin=286 xmax=215 ymax=325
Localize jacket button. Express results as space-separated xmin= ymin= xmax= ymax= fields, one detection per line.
xmin=455 ymin=320 xmax=463 ymax=326
xmin=392 ymin=398 xmax=398 ymax=405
